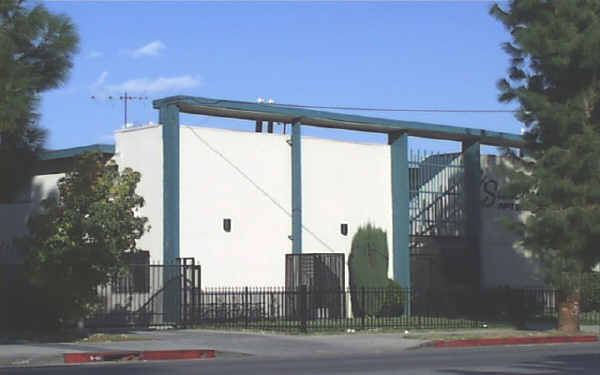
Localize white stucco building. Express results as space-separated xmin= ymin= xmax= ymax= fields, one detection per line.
xmin=114 ymin=124 xmax=395 ymax=287
xmin=0 ymin=121 xmax=543 ymax=289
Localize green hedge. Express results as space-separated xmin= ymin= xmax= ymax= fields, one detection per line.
xmin=348 ymin=224 xmax=404 ymax=316
xmin=377 ymin=279 xmax=405 ymax=317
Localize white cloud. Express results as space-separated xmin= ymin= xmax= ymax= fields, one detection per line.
xmin=132 ymin=40 xmax=165 ymax=57
xmin=105 ymin=75 xmax=200 ymax=93
xmin=88 ymin=50 xmax=103 ymax=58
xmin=93 ymin=71 xmax=109 ymax=87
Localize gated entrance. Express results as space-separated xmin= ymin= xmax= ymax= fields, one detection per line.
xmin=87 ymin=257 xmax=201 ymax=328
xmin=408 ymin=150 xmax=478 ymax=293
xmin=285 ymin=253 xmax=345 ymax=319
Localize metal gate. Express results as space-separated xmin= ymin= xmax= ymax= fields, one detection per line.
xmin=285 ymin=253 xmax=345 ymax=319
xmin=408 ymin=150 xmax=477 ymax=291
xmin=87 ymin=257 xmax=201 ymax=328
xmin=409 ymin=151 xmax=465 ymax=238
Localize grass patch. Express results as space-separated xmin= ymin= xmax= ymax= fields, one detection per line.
xmin=77 ymin=333 xmax=150 ymax=343
xmin=186 ymin=314 xmax=598 ymax=336
xmin=524 ymin=311 xmax=600 ymax=325
xmin=403 ymin=329 xmax=596 ymax=341
xmin=188 ymin=315 xmax=511 ymax=335
xmin=0 ymin=329 xmax=86 ymax=343
xmin=193 ymin=315 xmax=488 ymax=332
xmin=0 ymin=330 xmax=150 ymax=344
xmin=185 ymin=326 xmax=583 ymax=339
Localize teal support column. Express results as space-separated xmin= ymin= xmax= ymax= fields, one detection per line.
xmin=462 ymin=140 xmax=481 ymax=289
xmin=160 ymin=103 xmax=180 ymax=263
xmin=160 ymin=103 xmax=180 ymax=324
xmin=389 ymin=132 xmax=410 ymax=291
xmin=291 ymin=120 xmax=302 ymax=254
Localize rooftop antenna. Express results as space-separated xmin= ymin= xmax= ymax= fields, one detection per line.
xmin=90 ymin=92 xmax=149 ymax=127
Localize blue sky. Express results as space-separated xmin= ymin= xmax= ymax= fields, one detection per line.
xmin=40 ymin=1 xmax=519 ymax=154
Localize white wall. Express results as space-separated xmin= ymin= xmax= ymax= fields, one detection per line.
xmin=114 ymin=125 xmax=164 ymax=262
xmin=178 ymin=126 xmax=393 ymax=287
xmin=302 ymin=136 xmax=393 ymax=280
xmin=0 ymin=128 xmax=552 ymax=330
xmin=0 ymin=173 xmax=63 ymax=260
xmin=0 ymin=124 xmax=537 ymax=289
xmin=179 ymin=126 xmax=290 ymax=286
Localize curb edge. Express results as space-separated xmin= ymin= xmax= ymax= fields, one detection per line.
xmin=63 ymin=349 xmax=216 ymax=363
xmin=431 ymin=335 xmax=598 ymax=348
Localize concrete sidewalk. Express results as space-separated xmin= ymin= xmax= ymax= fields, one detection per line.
xmin=2 ymin=327 xmax=599 ymax=368
xmin=0 ymin=329 xmax=428 ymax=367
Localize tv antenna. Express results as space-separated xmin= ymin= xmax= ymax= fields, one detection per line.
xmin=90 ymin=92 xmax=149 ymax=127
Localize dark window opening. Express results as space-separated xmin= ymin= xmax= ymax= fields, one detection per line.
xmin=341 ymin=223 xmax=348 ymax=236
xmin=223 ymin=218 xmax=231 ymax=232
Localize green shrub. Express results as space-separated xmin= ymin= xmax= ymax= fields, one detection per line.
xmin=377 ymin=279 xmax=405 ymax=317
xmin=348 ymin=224 xmax=401 ymax=316
xmin=0 ymin=279 xmax=64 ymax=331
xmin=18 ymin=151 xmax=149 ymax=327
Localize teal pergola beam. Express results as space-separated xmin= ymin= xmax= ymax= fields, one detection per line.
xmin=462 ymin=140 xmax=481 ymax=288
xmin=40 ymin=144 xmax=115 ymax=160
xmin=291 ymin=120 xmax=303 ymax=254
xmin=389 ymin=133 xmax=410 ymax=291
xmin=153 ymin=95 xmax=524 ymax=148
xmin=159 ymin=103 xmax=180 ymax=264
xmin=159 ymin=103 xmax=181 ymax=324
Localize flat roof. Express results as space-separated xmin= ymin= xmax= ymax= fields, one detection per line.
xmin=39 ymin=144 xmax=115 ymax=160
xmin=153 ymin=95 xmax=524 ymax=147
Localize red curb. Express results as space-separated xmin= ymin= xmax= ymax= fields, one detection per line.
xmin=433 ymin=335 xmax=598 ymax=348
xmin=63 ymin=349 xmax=216 ymax=363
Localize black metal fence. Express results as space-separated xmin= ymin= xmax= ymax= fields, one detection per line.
xmin=182 ymin=286 xmax=600 ymax=332
xmin=86 ymin=258 xmax=201 ymax=328
xmin=285 ymin=253 xmax=345 ymax=291
xmin=190 ymin=286 xmax=479 ymax=332
xmin=86 ymin=272 xmax=600 ymax=332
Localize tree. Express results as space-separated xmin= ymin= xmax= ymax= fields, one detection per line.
xmin=0 ymin=0 xmax=79 ymax=202
xmin=348 ymin=224 xmax=404 ymax=317
xmin=491 ymin=0 xmax=600 ymax=332
xmin=19 ymin=151 xmax=149 ymax=327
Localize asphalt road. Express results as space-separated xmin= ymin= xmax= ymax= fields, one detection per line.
xmin=2 ymin=342 xmax=600 ymax=375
